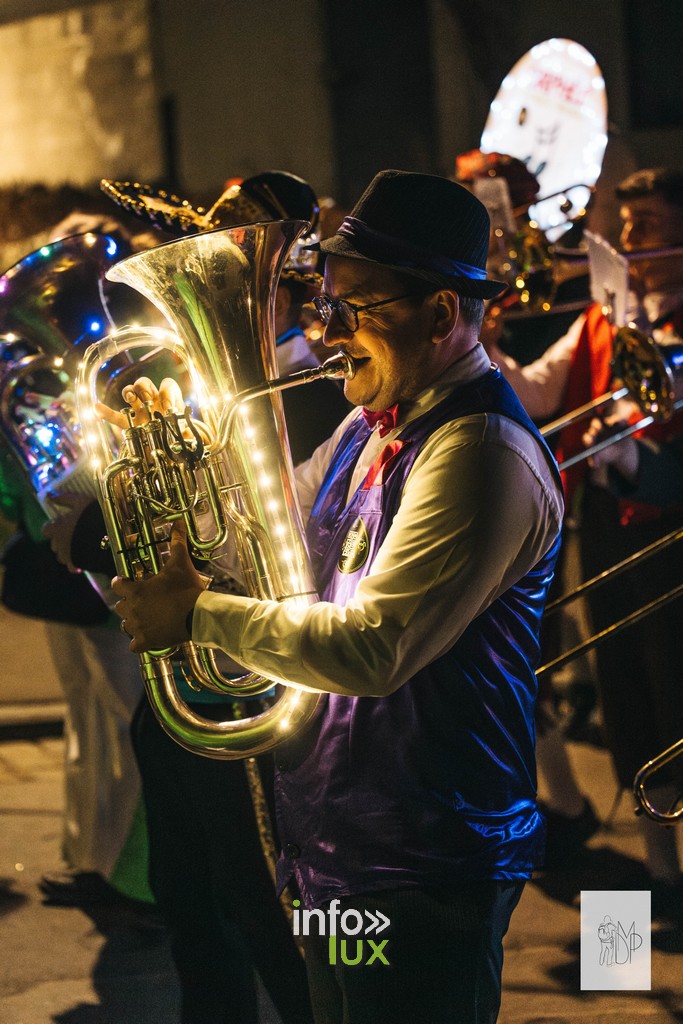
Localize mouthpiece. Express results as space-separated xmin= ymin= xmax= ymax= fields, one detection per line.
xmin=321 ymin=352 xmax=355 ymax=380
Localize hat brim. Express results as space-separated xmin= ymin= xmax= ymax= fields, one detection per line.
xmin=317 ymin=234 xmax=507 ymax=300
xmin=100 ymin=179 xmax=206 ymax=235
xmin=280 ymin=267 xmax=322 ymax=288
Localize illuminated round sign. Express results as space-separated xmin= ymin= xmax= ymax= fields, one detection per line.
xmin=481 ymin=38 xmax=608 ymax=238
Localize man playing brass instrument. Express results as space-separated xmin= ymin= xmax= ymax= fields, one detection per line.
xmin=483 ymin=167 xmax=683 ymax=916
xmin=112 ymin=170 xmax=564 ymax=1024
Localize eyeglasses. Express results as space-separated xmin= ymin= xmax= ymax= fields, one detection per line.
xmin=313 ymin=292 xmax=419 ymax=333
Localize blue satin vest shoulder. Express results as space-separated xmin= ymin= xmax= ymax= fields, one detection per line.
xmin=275 ymin=368 xmax=562 ymax=908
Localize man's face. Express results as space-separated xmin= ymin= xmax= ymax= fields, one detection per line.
xmin=321 ymin=256 xmax=439 ymax=410
xmin=619 ymin=194 xmax=683 ymax=293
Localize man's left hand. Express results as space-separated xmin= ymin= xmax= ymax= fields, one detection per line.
xmin=112 ymin=520 xmax=208 ymax=653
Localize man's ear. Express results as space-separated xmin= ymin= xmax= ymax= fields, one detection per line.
xmin=431 ymin=290 xmax=459 ymax=343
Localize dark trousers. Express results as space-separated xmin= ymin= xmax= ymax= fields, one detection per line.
xmin=131 ymin=699 xmax=313 ymax=1024
xmin=302 ymin=883 xmax=525 ymax=1024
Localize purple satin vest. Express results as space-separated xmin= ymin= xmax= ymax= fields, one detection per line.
xmin=275 ymin=368 xmax=562 ymax=908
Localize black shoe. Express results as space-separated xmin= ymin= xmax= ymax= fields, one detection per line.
xmin=40 ymin=870 xmax=165 ymax=930
xmin=539 ymin=798 xmax=601 ymax=870
xmin=39 ymin=870 xmax=121 ymax=905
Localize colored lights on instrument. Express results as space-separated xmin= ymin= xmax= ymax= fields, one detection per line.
xmin=35 ymin=425 xmax=55 ymax=448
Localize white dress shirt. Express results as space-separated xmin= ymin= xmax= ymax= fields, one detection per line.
xmin=193 ymin=342 xmax=564 ymax=697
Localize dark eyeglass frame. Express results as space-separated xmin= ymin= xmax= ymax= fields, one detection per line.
xmin=313 ymin=292 xmax=419 ymax=333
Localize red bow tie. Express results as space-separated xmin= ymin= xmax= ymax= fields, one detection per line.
xmin=361 ymin=403 xmax=400 ymax=437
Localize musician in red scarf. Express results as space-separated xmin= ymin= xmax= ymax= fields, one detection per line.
xmin=485 ymin=168 xmax=683 ymax=916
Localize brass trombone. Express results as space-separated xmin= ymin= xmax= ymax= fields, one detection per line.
xmin=540 ymin=324 xmax=683 ymax=472
xmin=536 ymin=524 xmax=683 ymax=680
xmin=534 ymin=323 xmax=683 ymax=823
xmin=496 ymin=242 xmax=683 ymax=321
xmin=536 ymin=517 xmax=683 ymax=825
xmin=633 ymin=741 xmax=683 ymax=824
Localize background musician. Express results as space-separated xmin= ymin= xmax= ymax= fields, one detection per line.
xmin=483 ymin=168 xmax=683 ymax=916
xmin=0 ymin=196 xmax=159 ymax=918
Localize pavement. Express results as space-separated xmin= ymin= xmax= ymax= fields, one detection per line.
xmin=0 ymin=726 xmax=681 ymax=1024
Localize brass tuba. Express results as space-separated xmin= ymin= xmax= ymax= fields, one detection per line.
xmin=0 ymin=231 xmax=172 ymax=610
xmin=0 ymin=231 xmax=137 ymax=513
xmin=76 ymin=219 xmax=352 ymax=760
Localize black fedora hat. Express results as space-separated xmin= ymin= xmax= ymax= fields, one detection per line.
xmin=319 ymin=169 xmax=506 ymax=299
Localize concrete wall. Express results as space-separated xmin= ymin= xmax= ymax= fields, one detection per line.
xmin=0 ymin=0 xmax=681 ymax=217
xmin=0 ymin=0 xmax=163 ymax=187
xmin=149 ymin=0 xmax=337 ymax=201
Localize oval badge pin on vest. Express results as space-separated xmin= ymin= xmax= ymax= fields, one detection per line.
xmin=338 ymin=517 xmax=370 ymax=573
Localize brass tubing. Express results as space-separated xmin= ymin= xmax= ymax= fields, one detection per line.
xmin=541 ymin=386 xmax=630 ymax=438
xmin=544 ymin=526 xmax=683 ymax=616
xmin=555 ymin=400 xmax=683 ymax=473
xmin=633 ymin=739 xmax=683 ymax=823
xmin=537 ymin=582 xmax=683 ymax=678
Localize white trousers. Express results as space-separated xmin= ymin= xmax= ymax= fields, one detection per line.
xmin=44 ymin=621 xmax=143 ymax=877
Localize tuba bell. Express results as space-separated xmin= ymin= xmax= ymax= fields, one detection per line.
xmin=76 ymin=219 xmax=352 ymax=760
xmin=0 ymin=231 xmax=136 ymax=512
xmin=0 ymin=231 xmax=171 ymax=610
